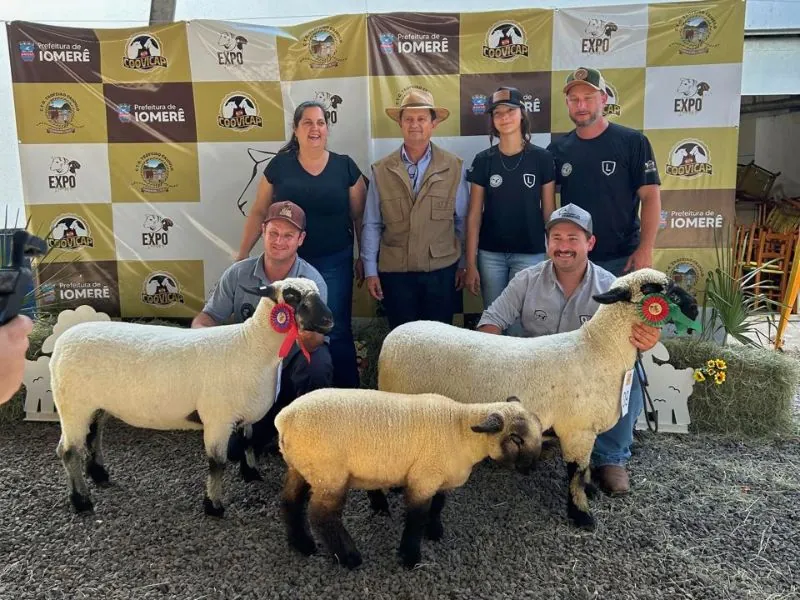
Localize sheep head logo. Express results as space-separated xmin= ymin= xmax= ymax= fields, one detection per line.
xmin=123 ymin=33 xmax=168 ymax=71
xmin=218 ymin=93 xmax=263 ymax=131
xmin=48 ymin=214 xmax=94 ymax=250
xmin=141 ymin=271 xmax=185 ymax=306
xmin=483 ymin=21 xmax=528 ymax=61
xmin=666 ymin=139 xmax=713 ymax=178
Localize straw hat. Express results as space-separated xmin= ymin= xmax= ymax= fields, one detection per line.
xmin=385 ymin=88 xmax=450 ymax=123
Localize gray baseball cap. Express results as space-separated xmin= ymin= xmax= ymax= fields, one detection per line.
xmin=546 ymin=203 xmax=593 ymax=235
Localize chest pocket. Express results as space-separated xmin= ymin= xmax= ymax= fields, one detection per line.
xmin=430 ymin=195 xmax=454 ymax=220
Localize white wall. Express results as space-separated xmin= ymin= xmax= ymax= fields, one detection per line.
xmin=754 ymin=111 xmax=800 ymax=196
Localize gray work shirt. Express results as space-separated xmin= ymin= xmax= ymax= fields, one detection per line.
xmin=203 ymin=254 xmax=328 ymax=325
xmin=476 ymin=260 xmax=616 ymax=337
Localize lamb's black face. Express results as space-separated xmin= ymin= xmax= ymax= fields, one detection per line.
xmin=284 ymin=286 xmax=334 ymax=335
xmin=499 ymin=415 xmax=542 ymax=475
xmin=473 ymin=398 xmax=543 ymax=474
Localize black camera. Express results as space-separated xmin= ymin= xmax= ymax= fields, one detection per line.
xmin=0 ymin=230 xmax=48 ymax=325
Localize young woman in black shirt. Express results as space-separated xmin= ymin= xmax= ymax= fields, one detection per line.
xmin=465 ymin=87 xmax=556 ymax=312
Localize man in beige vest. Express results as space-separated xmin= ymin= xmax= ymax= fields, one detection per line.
xmin=361 ymin=89 xmax=469 ymax=329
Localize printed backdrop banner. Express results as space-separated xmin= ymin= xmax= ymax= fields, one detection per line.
xmin=7 ymin=0 xmax=745 ymax=319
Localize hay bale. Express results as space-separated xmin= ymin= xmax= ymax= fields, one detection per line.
xmin=353 ymin=317 xmax=390 ymax=390
xmin=663 ymin=338 xmax=800 ymax=437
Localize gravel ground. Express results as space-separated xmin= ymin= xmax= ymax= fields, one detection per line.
xmin=1 ymin=419 xmax=798 ymax=600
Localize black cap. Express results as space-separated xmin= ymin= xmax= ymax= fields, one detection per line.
xmin=488 ymin=86 xmax=524 ymax=112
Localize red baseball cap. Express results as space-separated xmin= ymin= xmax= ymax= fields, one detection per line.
xmin=265 ymin=201 xmax=306 ymax=231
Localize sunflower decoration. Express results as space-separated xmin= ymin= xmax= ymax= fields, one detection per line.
xmin=693 ymin=357 xmax=728 ymax=385
xmin=639 ymin=293 xmax=671 ymax=327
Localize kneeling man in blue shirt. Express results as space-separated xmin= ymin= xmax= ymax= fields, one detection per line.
xmin=192 ymin=201 xmax=333 ymax=476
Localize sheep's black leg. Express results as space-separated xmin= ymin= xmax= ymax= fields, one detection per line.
xmin=281 ymin=467 xmax=316 ymax=556
xmin=367 ymin=489 xmax=390 ymax=516
xmin=398 ymin=492 xmax=433 ymax=569
xmin=203 ymin=426 xmax=231 ymax=517
xmin=567 ymin=461 xmax=595 ymax=530
xmin=57 ymin=439 xmax=93 ymax=513
xmin=239 ymin=424 xmax=263 ymax=483
xmin=424 ymin=492 xmax=446 ymax=541
xmin=309 ymin=488 xmax=362 ymax=569
xmin=85 ymin=411 xmax=111 ymax=486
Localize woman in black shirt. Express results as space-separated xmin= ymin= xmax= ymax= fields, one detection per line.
xmin=237 ymin=100 xmax=366 ymax=388
xmin=465 ymin=86 xmax=556 ymax=314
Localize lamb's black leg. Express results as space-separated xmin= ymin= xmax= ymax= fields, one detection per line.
xmin=367 ymin=489 xmax=390 ymax=516
xmin=398 ymin=492 xmax=433 ymax=569
xmin=309 ymin=488 xmax=362 ymax=570
xmin=567 ymin=461 xmax=595 ymax=530
xmin=85 ymin=411 xmax=110 ymax=486
xmin=281 ymin=467 xmax=316 ymax=556
xmin=425 ymin=492 xmax=446 ymax=541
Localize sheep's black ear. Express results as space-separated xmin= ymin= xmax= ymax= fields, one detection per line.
xmin=472 ymin=412 xmax=504 ymax=434
xmin=506 ymin=396 xmax=521 ymax=403
xmin=593 ymin=287 xmax=632 ymax=305
xmin=239 ymin=284 xmax=278 ymax=303
xmin=282 ymin=287 xmax=302 ymax=307
xmin=640 ymin=282 xmax=664 ymax=295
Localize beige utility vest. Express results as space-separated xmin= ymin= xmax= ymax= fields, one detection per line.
xmin=371 ymin=144 xmax=463 ymax=273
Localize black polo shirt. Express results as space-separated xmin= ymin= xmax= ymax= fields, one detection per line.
xmin=547 ymin=123 xmax=660 ymax=262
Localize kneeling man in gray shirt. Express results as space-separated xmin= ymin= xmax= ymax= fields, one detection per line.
xmin=476 ymin=204 xmax=659 ymax=496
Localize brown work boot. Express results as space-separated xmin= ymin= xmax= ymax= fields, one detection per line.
xmin=593 ymin=465 xmax=630 ymax=496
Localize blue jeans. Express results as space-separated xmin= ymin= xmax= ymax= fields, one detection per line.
xmin=478 ymin=250 xmax=546 ymax=335
xmin=307 ymin=245 xmax=360 ymax=389
xmin=591 ymin=254 xmax=643 ymax=467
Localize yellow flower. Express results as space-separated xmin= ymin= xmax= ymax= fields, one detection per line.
xmin=693 ymin=370 xmax=706 ymax=382
xmin=706 ymin=359 xmax=716 ymax=369
xmin=715 ymin=359 xmax=727 ymax=371
xmin=714 ymin=371 xmax=726 ymax=385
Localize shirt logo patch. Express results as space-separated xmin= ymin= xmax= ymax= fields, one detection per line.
xmin=241 ymin=303 xmax=255 ymax=320
xmin=579 ymin=314 xmax=592 ymax=324
xmin=601 ymin=160 xmax=616 ymax=176
xmin=534 ymin=309 xmax=547 ymax=321
xmin=561 ymin=162 xmax=573 ymax=177
xmin=489 ymin=174 xmax=503 ymax=188
xmin=644 ymin=159 xmax=657 ymax=174
xmin=523 ymin=173 xmax=536 ymax=188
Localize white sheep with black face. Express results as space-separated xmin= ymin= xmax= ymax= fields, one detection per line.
xmin=276 ymin=389 xmax=542 ymax=570
xmin=49 ymin=278 xmax=333 ymax=517
xmin=377 ymin=268 xmax=699 ymax=530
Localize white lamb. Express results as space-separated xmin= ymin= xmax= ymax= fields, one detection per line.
xmin=275 ymin=389 xmax=543 ymax=570
xmin=377 ymin=268 xmax=698 ymax=530
xmin=49 ymin=278 xmax=333 ymax=517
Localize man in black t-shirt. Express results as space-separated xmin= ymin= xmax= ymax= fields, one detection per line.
xmin=547 ymin=67 xmax=661 ymax=496
xmin=547 ymin=67 xmax=661 ymax=278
